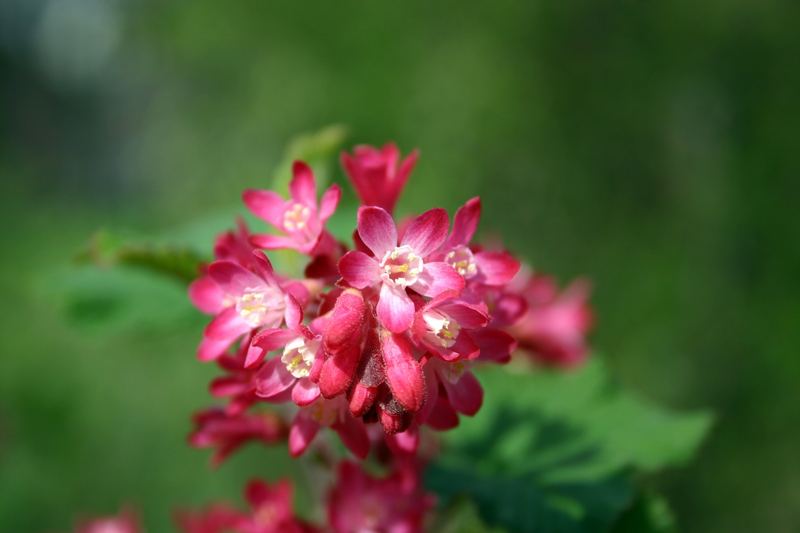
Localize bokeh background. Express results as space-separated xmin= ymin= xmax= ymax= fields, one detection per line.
xmin=1 ymin=1 xmax=798 ymax=531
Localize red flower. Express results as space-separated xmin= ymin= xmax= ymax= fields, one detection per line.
xmin=244 ymin=162 xmax=341 ymax=255
xmin=340 ymin=143 xmax=418 ymax=214
xmin=339 ymin=206 xmax=463 ymax=333
xmin=327 ymin=461 xmax=434 ymax=533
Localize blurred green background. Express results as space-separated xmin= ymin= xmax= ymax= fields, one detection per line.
xmin=1 ymin=1 xmax=798 ymax=531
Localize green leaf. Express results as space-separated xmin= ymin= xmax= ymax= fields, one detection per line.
xmin=425 ymin=358 xmax=712 ymax=532
xmin=76 ymin=230 xmax=208 ymax=284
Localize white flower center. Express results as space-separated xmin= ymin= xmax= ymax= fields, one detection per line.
xmin=445 ymin=245 xmax=478 ymax=278
xmin=380 ymin=245 xmax=423 ymax=287
xmin=235 ymin=287 xmax=282 ymax=327
xmin=283 ymin=202 xmax=311 ymax=232
xmin=281 ymin=337 xmax=319 ymax=378
xmin=423 ymin=309 xmax=460 ymax=348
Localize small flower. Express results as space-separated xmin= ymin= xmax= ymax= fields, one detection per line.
xmin=196 ymin=252 xmax=297 ymax=361
xmin=327 ymin=461 xmax=434 ymax=533
xmin=339 ymin=206 xmax=464 ymax=333
xmin=189 ymin=407 xmax=286 ymax=466
xmin=507 ymin=270 xmax=593 ymax=367
xmin=434 ymin=197 xmax=520 ymax=287
xmin=244 ymin=162 xmax=341 ymax=255
xmin=412 ymin=291 xmax=489 ymax=362
xmin=340 ymin=143 xmax=418 ymax=214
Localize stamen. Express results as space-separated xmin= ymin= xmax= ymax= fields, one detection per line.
xmin=380 ymin=245 xmax=424 ymax=287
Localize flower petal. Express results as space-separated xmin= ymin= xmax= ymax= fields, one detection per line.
xmin=288 ymin=412 xmax=320 ymax=457
xmin=438 ymin=301 xmax=489 ymax=329
xmin=338 ymin=251 xmax=381 ymax=289
xmin=291 ymin=378 xmax=320 ymax=406
xmin=377 ymin=283 xmax=415 ymax=333
xmin=473 ymin=328 xmax=517 ymax=363
xmin=401 ymin=208 xmax=449 ymax=258
xmin=289 ymin=161 xmax=317 ymax=207
xmin=242 ymin=189 xmax=286 ymax=227
xmin=255 ymin=357 xmax=296 ymax=398
xmin=357 ymin=206 xmax=397 ymax=258
xmin=413 ymin=262 xmax=465 ymax=297
xmin=245 ymin=328 xmax=296 ymax=367
xmin=318 ymin=184 xmax=341 ymax=221
xmin=441 ymin=370 xmax=483 ymax=416
xmin=204 ymin=307 xmax=249 ymax=340
xmin=475 ymin=250 xmax=521 ymax=286
xmin=250 ymin=233 xmax=299 ymax=251
xmin=197 ymin=333 xmax=239 ymax=362
xmin=188 ymin=276 xmax=226 ymax=314
xmin=381 ymin=332 xmax=425 ymax=412
xmin=425 ymin=397 xmax=459 ymax=430
xmin=448 ymin=197 xmax=481 ymax=247
xmin=208 ymin=261 xmax=264 ymax=296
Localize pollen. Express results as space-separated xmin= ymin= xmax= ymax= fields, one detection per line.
xmin=380 ymin=245 xmax=424 ymax=287
xmin=445 ymin=246 xmax=478 ymax=278
xmin=423 ymin=310 xmax=461 ymax=349
xmin=235 ymin=287 xmax=283 ymax=327
xmin=283 ymin=202 xmax=311 ymax=232
xmin=281 ymin=337 xmax=319 ymax=378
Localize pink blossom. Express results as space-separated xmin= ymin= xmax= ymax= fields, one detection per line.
xmin=75 ymin=508 xmax=141 ymax=533
xmin=339 ymin=206 xmax=464 ymax=333
xmin=244 ymin=161 xmax=341 ymax=255
xmin=433 ymin=197 xmax=520 ymax=288
xmin=188 ymin=407 xmax=286 ymax=466
xmin=411 ymin=291 xmax=489 ymax=362
xmin=508 ymin=270 xmax=594 ymax=367
xmin=195 ymin=252 xmax=298 ymax=361
xmin=327 ymin=461 xmax=434 ymax=533
xmin=340 ymin=143 xmax=418 ymax=214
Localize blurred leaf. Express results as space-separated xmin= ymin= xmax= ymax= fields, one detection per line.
xmin=610 ymin=492 xmax=677 ymax=533
xmin=270 ymin=124 xmax=348 ymax=196
xmin=76 ymin=230 xmax=208 ymax=285
xmin=425 ymin=359 xmax=712 ymax=532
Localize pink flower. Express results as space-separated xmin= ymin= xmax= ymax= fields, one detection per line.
xmin=508 ymin=270 xmax=594 ymax=367
xmin=189 ymin=407 xmax=286 ymax=466
xmin=340 ymin=143 xmax=418 ymax=214
xmin=339 ymin=206 xmax=464 ymax=333
xmin=244 ymin=162 xmax=341 ymax=255
xmin=177 ymin=479 xmax=317 ymax=533
xmin=327 ymin=461 xmax=434 ymax=533
xmin=411 ymin=291 xmax=489 ymax=362
xmin=195 ymin=252 xmax=298 ymax=361
xmin=75 ymin=508 xmax=141 ymax=533
xmin=433 ymin=197 xmax=520 ymax=287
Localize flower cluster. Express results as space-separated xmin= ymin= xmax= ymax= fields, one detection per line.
xmin=71 ymin=142 xmax=594 ymax=532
